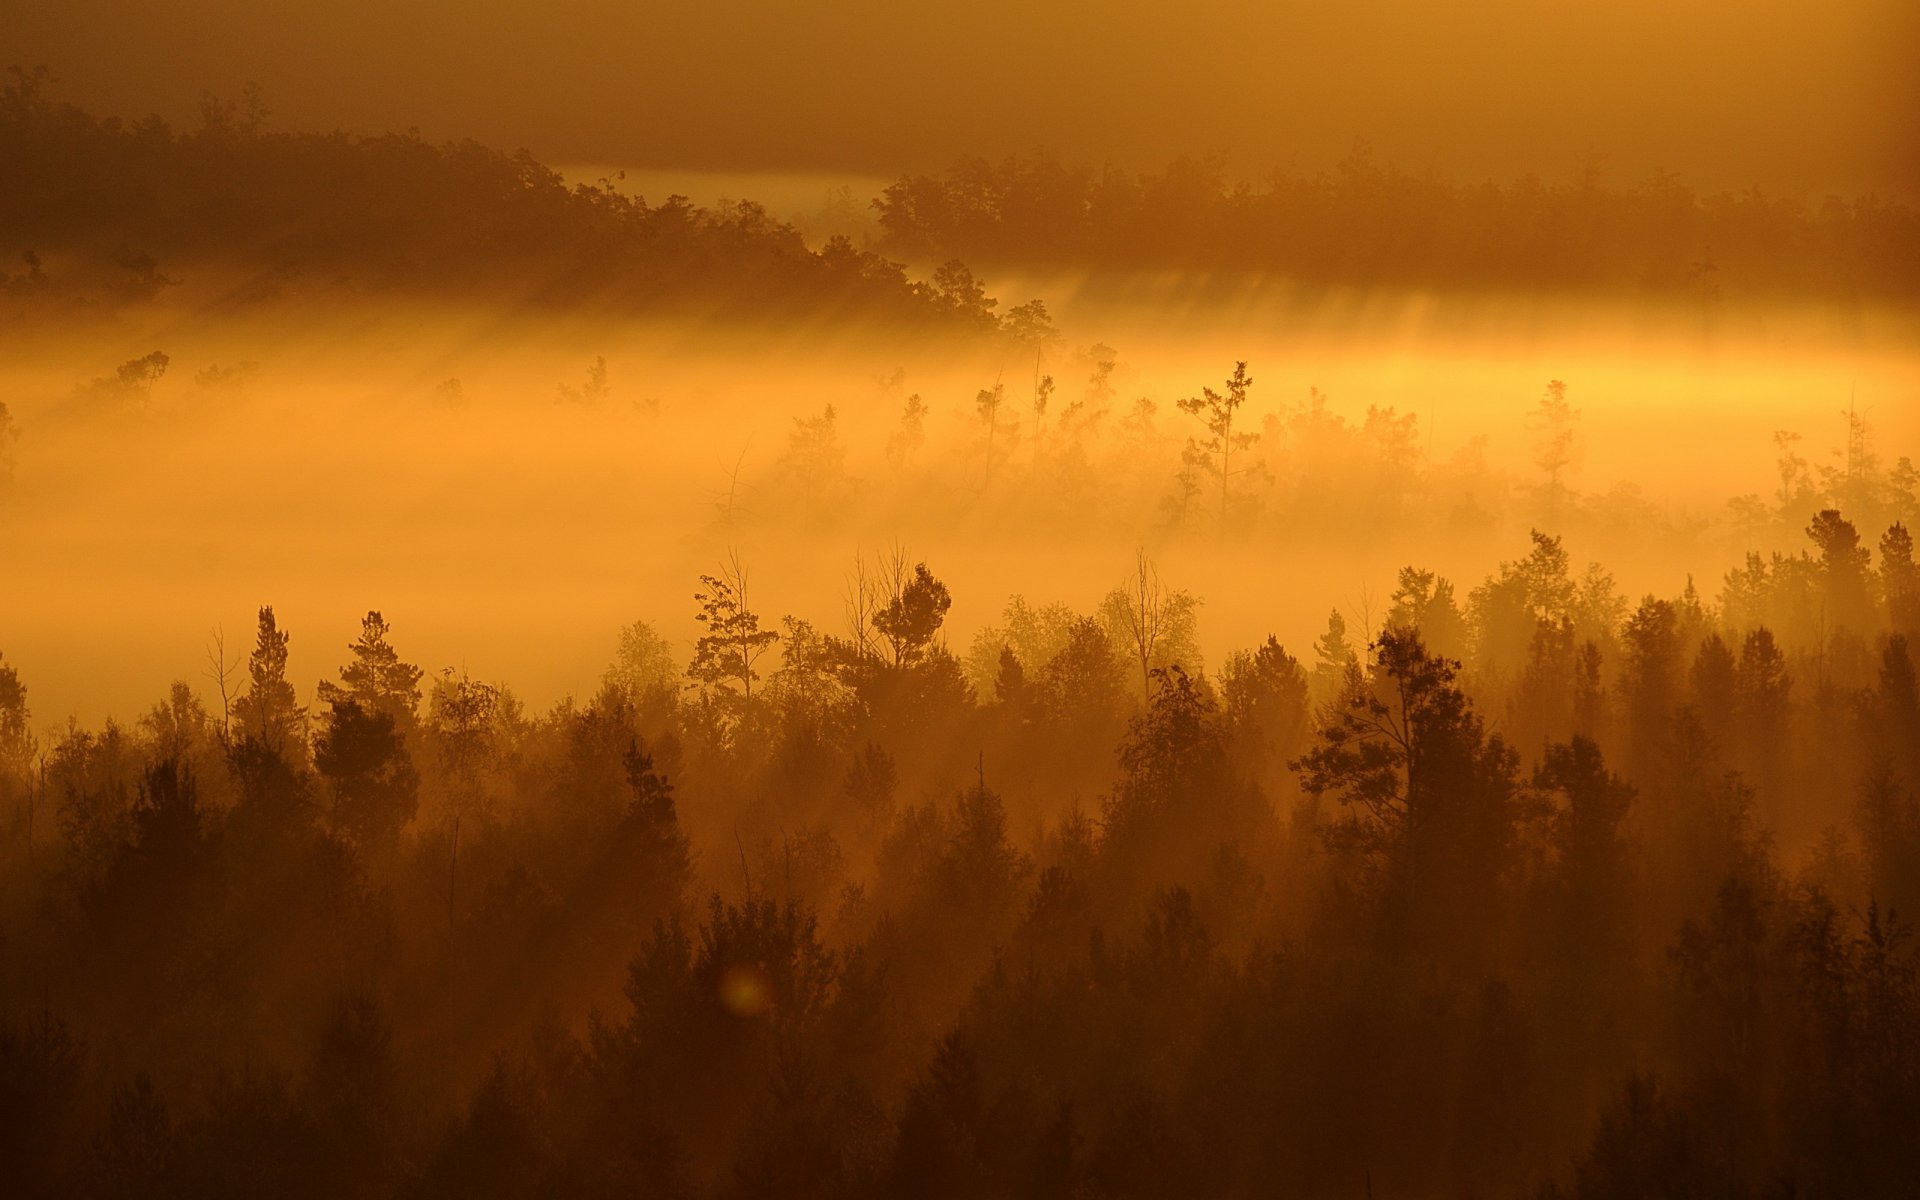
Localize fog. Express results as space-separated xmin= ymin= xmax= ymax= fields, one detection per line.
xmin=5 ymin=30 xmax=1920 ymax=1200
xmin=6 ymin=284 xmax=1913 ymax=725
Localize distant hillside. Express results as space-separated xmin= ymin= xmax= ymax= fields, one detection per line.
xmin=0 ymin=72 xmax=1000 ymax=326
xmin=875 ymin=151 xmax=1920 ymax=303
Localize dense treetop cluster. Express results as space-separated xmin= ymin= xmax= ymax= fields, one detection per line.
xmin=0 ymin=73 xmax=1006 ymax=326
xmin=875 ymin=150 xmax=1920 ymax=301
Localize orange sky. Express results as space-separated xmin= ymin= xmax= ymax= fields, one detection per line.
xmin=8 ymin=0 xmax=1917 ymax=197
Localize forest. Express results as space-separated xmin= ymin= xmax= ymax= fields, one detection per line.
xmin=9 ymin=75 xmax=1919 ymax=326
xmin=0 ymin=74 xmax=981 ymax=324
xmin=4 ymin=32 xmax=1919 ymax=1198
xmin=872 ymin=152 xmax=1920 ymax=302
xmin=2 ymin=483 xmax=1918 ymax=1196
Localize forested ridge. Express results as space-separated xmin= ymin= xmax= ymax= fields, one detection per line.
xmin=4 ymin=57 xmax=1920 ymax=1200
xmin=9 ymin=70 xmax=1916 ymax=326
xmin=874 ymin=151 xmax=1920 ymax=302
xmin=3 ymin=502 xmax=1919 ymax=1198
xmin=0 ymin=73 xmax=1000 ymax=326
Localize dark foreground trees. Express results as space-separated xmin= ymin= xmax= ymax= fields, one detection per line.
xmin=2 ymin=526 xmax=1919 ymax=1198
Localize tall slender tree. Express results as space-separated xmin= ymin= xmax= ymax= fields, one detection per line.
xmin=1176 ymin=361 xmax=1258 ymax=525
xmin=688 ymin=552 xmax=780 ymax=714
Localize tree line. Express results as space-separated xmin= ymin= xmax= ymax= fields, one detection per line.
xmin=874 ymin=149 xmax=1920 ymax=302
xmin=2 ymin=507 xmax=1918 ymax=1197
xmin=0 ymin=71 xmax=1023 ymax=329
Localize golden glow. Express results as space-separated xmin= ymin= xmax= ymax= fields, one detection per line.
xmin=718 ymin=964 xmax=773 ymax=1017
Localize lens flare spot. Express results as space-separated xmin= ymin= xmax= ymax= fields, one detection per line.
xmin=719 ymin=964 xmax=772 ymax=1017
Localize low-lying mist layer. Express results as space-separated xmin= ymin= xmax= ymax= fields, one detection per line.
xmin=1 ymin=287 xmax=1914 ymax=724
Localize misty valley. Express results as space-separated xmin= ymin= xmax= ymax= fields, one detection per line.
xmin=3 ymin=68 xmax=1920 ymax=1200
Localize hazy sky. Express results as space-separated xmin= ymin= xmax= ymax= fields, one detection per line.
xmin=8 ymin=0 xmax=1918 ymax=196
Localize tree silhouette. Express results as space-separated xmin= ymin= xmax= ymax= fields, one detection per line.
xmin=975 ymin=382 xmax=1011 ymax=488
xmin=316 ymin=610 xmax=424 ymax=731
xmin=1882 ymin=523 xmax=1919 ymax=634
xmin=689 ymin=553 xmax=780 ymax=716
xmin=314 ymin=700 xmax=418 ymax=846
xmin=872 ymin=561 xmax=952 ymax=668
xmin=1176 ymin=361 xmax=1258 ymax=525
xmin=1101 ymin=550 xmax=1201 ymax=701
xmin=233 ymin=605 xmax=306 ymax=761
xmin=1529 ymin=379 xmax=1580 ymax=519
xmin=1294 ymin=627 xmax=1526 ymax=959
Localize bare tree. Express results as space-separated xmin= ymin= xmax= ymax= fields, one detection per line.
xmin=204 ymin=625 xmax=241 ymax=749
xmin=1101 ymin=549 xmax=1201 ymax=701
xmin=842 ymin=552 xmax=883 ymax=662
xmin=1121 ymin=549 xmax=1167 ymax=700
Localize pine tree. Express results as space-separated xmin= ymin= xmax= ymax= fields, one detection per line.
xmin=1881 ymin=522 xmax=1919 ymax=634
xmin=1310 ymin=609 xmax=1356 ymax=709
xmin=688 ymin=555 xmax=779 ymax=716
xmin=316 ymin=611 xmax=423 ymax=730
xmin=234 ymin=605 xmax=306 ymax=759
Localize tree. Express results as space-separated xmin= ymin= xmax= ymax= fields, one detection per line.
xmin=1534 ymin=735 xmax=1635 ymax=961
xmin=315 ymin=611 xmax=424 ymax=730
xmin=622 ymin=737 xmax=691 ymax=896
xmin=688 ymin=553 xmax=780 ymax=714
xmin=1038 ymin=617 xmax=1127 ymax=738
xmin=1720 ymin=628 xmax=1786 ymax=792
xmin=604 ymin=620 xmax=678 ymax=708
xmin=1688 ymin=633 xmax=1737 ymax=747
xmin=1030 ymin=373 xmax=1055 ymax=470
xmin=886 ymin=393 xmax=928 ymax=471
xmin=1309 ymin=609 xmax=1356 ymax=709
xmin=1572 ymin=639 xmax=1608 ymax=740
xmin=1292 ymin=628 xmax=1526 ymax=957
xmin=314 ymin=699 xmax=419 ymax=846
xmin=1774 ymin=428 xmax=1813 ymax=511
xmin=1100 ymin=549 xmax=1201 ymax=701
xmin=1881 ymin=522 xmax=1918 ymax=634
xmin=872 ymin=561 xmax=953 ymax=668
xmin=1529 ymin=379 xmax=1580 ymax=517
xmin=1116 ymin=666 xmax=1225 ymax=805
xmin=1220 ymin=637 xmax=1311 ymax=771
xmin=1176 ymin=361 xmax=1258 ymax=525
xmin=0 ymin=651 xmax=29 ymax=791
xmin=74 ymin=352 xmax=170 ymax=414
xmin=138 ymin=682 xmax=209 ymax=765
xmin=427 ymin=669 xmax=503 ymax=816
xmin=780 ymin=404 xmax=845 ymax=513
xmin=1807 ymin=508 xmax=1874 ymax=634
xmin=975 ymin=382 xmax=1011 ymax=487
xmin=1467 ymin=530 xmax=1579 ymax=680
xmin=1386 ymin=567 xmax=1468 ymax=661
xmin=842 ymin=741 xmax=899 ymax=830
xmin=233 ymin=605 xmax=306 ymax=761
xmin=556 ymin=355 xmax=610 ymax=405
xmin=1001 ymin=299 xmax=1057 ymax=350
xmin=1618 ymin=597 xmax=1681 ymax=778
xmin=929 ymin=260 xmax=997 ymax=328
xmin=1104 ymin=666 xmax=1248 ymax=872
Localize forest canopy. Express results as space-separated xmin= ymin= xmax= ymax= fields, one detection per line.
xmin=2 ymin=509 xmax=1918 ymax=1198
xmin=0 ymin=73 xmax=984 ymax=324
xmin=874 ymin=150 xmax=1920 ymax=301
